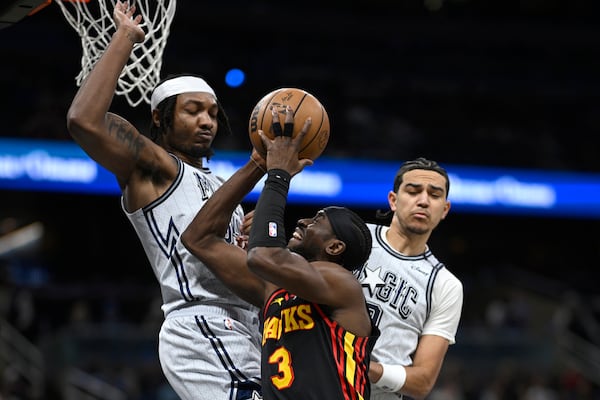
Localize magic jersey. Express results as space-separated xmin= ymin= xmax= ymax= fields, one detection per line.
xmin=260 ymin=288 xmax=379 ymax=400
xmin=123 ymin=156 xmax=259 ymax=318
xmin=359 ymin=224 xmax=463 ymax=399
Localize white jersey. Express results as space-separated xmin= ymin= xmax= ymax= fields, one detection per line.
xmin=359 ymin=223 xmax=463 ymax=400
xmin=123 ymin=156 xmax=262 ymax=400
xmin=123 ymin=156 xmax=258 ymax=318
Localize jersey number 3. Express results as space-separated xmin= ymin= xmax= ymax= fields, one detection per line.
xmin=269 ymin=346 xmax=294 ymax=389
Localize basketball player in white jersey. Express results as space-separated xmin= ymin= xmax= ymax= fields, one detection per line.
xmin=359 ymin=157 xmax=463 ymax=399
xmin=66 ymin=2 xmax=263 ymax=399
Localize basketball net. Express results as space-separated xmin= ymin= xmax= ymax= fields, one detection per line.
xmin=54 ymin=0 xmax=176 ymax=107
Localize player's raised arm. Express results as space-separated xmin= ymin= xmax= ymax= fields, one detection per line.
xmin=66 ymin=1 xmax=170 ymax=189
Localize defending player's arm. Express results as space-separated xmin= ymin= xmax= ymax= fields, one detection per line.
xmin=370 ymin=275 xmax=463 ymax=399
xmin=369 ymin=336 xmax=448 ymax=400
xmin=66 ymin=1 xmax=171 ymax=188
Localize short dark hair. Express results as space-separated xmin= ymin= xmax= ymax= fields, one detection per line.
xmin=147 ymin=73 xmax=233 ymax=160
xmin=393 ymin=157 xmax=450 ymax=196
xmin=323 ymin=206 xmax=372 ymax=272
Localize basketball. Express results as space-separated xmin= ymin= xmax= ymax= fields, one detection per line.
xmin=248 ymin=88 xmax=330 ymax=160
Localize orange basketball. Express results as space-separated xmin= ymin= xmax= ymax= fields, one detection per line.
xmin=248 ymin=87 xmax=330 ymax=160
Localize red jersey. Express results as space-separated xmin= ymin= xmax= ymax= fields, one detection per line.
xmin=260 ymin=288 xmax=379 ymax=399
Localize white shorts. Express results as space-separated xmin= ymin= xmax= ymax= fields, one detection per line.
xmin=159 ymin=305 xmax=262 ymax=400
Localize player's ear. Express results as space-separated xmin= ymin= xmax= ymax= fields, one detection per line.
xmin=325 ymin=238 xmax=345 ymax=258
xmin=151 ymin=109 xmax=161 ymax=127
xmin=441 ymin=200 xmax=451 ymax=220
xmin=387 ymin=190 xmax=397 ymax=210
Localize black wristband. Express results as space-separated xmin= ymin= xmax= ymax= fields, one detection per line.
xmin=248 ymin=169 xmax=291 ymax=250
xmin=266 ymin=168 xmax=291 ymax=187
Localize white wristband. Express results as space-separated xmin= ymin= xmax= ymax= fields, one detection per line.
xmin=375 ymin=364 xmax=406 ymax=392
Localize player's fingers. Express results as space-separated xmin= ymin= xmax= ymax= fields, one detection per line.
xmin=285 ymin=105 xmax=294 ymax=122
xmin=289 ymin=158 xmax=314 ymax=177
xmin=282 ymin=105 xmax=294 ymax=137
xmin=257 ymin=130 xmax=271 ymax=149
xmin=235 ymin=235 xmax=249 ymax=250
xmin=257 ymin=130 xmax=277 ymax=155
xmin=299 ymin=158 xmax=314 ymax=169
xmin=271 ymin=107 xmax=283 ymax=137
xmin=293 ymin=116 xmax=312 ymax=146
xmin=283 ymin=122 xmax=293 ymax=137
xmin=272 ymin=122 xmax=283 ymax=137
xmin=241 ymin=210 xmax=254 ymax=235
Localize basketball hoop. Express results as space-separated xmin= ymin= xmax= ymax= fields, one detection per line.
xmin=54 ymin=0 xmax=176 ymax=107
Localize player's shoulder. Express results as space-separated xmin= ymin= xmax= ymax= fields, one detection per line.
xmin=366 ymin=222 xmax=384 ymax=237
xmin=436 ymin=265 xmax=463 ymax=294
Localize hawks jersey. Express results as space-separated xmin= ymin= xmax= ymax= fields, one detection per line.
xmin=260 ymin=288 xmax=379 ymax=400
xmin=359 ymin=224 xmax=463 ymax=399
xmin=123 ymin=156 xmax=258 ymax=318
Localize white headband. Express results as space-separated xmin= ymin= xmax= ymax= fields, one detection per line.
xmin=150 ymin=76 xmax=217 ymax=111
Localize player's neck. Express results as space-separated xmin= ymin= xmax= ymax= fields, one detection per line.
xmin=385 ymin=225 xmax=428 ymax=256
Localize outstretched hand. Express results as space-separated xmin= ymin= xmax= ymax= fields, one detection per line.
xmin=113 ymin=0 xmax=145 ymax=43
xmin=258 ymin=106 xmax=313 ymax=176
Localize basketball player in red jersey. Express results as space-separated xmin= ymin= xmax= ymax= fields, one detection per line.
xmin=181 ymin=107 xmax=380 ymax=400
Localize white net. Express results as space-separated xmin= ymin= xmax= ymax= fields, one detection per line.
xmin=55 ymin=0 xmax=176 ymax=107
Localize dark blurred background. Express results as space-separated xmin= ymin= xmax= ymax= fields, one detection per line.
xmin=1 ymin=0 xmax=599 ymax=399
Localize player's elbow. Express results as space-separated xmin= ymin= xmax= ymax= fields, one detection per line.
xmin=406 ymin=376 xmax=436 ymax=400
xmin=246 ymin=248 xmax=267 ymax=273
xmin=247 ymin=247 xmax=284 ymax=276
xmin=66 ymin=106 xmax=94 ymax=141
xmin=180 ymin=228 xmax=209 ymax=260
xmin=179 ymin=230 xmax=195 ymax=255
xmin=66 ymin=112 xmax=81 ymax=139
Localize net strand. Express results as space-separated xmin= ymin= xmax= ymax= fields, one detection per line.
xmin=55 ymin=0 xmax=176 ymax=107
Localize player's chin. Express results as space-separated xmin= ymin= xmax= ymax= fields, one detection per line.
xmin=188 ymin=144 xmax=213 ymax=158
xmin=287 ymin=237 xmax=300 ymax=248
xmin=408 ymin=222 xmax=430 ymax=235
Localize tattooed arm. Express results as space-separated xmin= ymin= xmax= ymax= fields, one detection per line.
xmin=66 ymin=1 xmax=177 ymax=208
